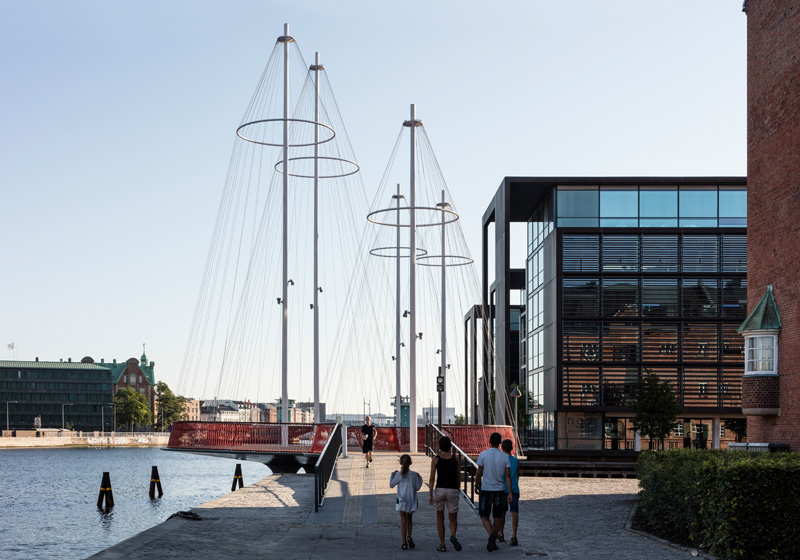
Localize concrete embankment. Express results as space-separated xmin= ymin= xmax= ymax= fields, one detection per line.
xmin=0 ymin=434 xmax=170 ymax=449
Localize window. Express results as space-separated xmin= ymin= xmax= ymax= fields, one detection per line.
xmin=745 ymin=335 xmax=777 ymax=375
xmin=673 ymin=422 xmax=684 ymax=437
xmin=640 ymin=188 xmax=677 ymax=218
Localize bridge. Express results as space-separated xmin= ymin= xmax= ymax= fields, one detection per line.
xmin=165 ymin=421 xmax=515 ymax=474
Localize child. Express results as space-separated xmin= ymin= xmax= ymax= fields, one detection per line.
xmin=498 ymin=438 xmax=520 ymax=546
xmin=390 ymin=454 xmax=423 ymax=550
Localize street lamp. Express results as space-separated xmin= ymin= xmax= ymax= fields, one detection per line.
xmin=5 ymin=401 xmax=17 ymax=432
xmin=62 ymin=403 xmax=73 ymax=431
xmin=510 ymin=387 xmax=522 ymax=453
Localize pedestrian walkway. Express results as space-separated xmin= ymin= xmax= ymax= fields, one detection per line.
xmin=88 ymin=452 xmax=698 ymax=559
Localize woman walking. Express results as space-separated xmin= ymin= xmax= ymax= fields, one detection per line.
xmin=390 ymin=454 xmax=423 ymax=550
xmin=428 ymin=436 xmax=462 ymax=552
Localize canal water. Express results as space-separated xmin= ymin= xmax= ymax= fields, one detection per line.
xmin=0 ymin=447 xmax=272 ymax=559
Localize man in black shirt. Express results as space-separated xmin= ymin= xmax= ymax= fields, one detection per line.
xmin=361 ymin=416 xmax=377 ymax=468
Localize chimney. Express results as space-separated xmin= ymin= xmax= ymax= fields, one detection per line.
xmin=68 ymin=358 xmax=72 ymax=362
xmin=35 ymin=357 xmax=39 ymax=362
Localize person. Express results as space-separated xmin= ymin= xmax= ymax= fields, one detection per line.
xmin=497 ymin=438 xmax=520 ymax=546
xmin=475 ymin=432 xmax=512 ymax=552
xmin=390 ymin=454 xmax=423 ymax=550
xmin=361 ymin=415 xmax=377 ymax=468
xmin=428 ymin=436 xmax=462 ymax=552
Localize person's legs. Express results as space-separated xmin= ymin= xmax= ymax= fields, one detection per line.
xmin=407 ymin=512 xmax=415 ymax=548
xmin=512 ymin=512 xmax=519 ymax=538
xmin=436 ymin=510 xmax=445 ymax=547
xmin=399 ymin=512 xmax=408 ymax=546
xmin=479 ymin=491 xmax=494 ymax=535
xmin=448 ymin=512 xmax=458 ymax=537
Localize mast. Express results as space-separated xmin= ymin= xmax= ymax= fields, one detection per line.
xmin=438 ymin=190 xmax=448 ymax=425
xmin=407 ymin=104 xmax=419 ymax=452
xmin=393 ymin=184 xmax=403 ymax=428
xmin=312 ymin=52 xmax=322 ymax=424
xmin=281 ymin=23 xmax=291 ymax=424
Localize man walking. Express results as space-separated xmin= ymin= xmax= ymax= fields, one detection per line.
xmin=361 ymin=415 xmax=377 ymax=468
xmin=476 ymin=432 xmax=512 ymax=552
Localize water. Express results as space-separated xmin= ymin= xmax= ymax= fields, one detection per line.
xmin=0 ymin=447 xmax=272 ymax=559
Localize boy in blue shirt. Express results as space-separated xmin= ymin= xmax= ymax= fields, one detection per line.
xmin=498 ymin=438 xmax=520 ymax=546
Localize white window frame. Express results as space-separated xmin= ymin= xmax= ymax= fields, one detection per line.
xmin=743 ymin=332 xmax=778 ymax=376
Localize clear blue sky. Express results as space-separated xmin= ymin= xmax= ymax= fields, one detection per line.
xmin=0 ymin=1 xmax=746 ymax=410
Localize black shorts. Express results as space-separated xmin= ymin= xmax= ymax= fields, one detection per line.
xmin=362 ymin=440 xmax=373 ymax=453
xmin=478 ymin=490 xmax=507 ymax=519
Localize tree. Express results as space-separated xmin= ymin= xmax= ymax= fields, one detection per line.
xmin=114 ymin=387 xmax=151 ymax=431
xmin=723 ymin=418 xmax=747 ymax=443
xmin=154 ymin=381 xmax=186 ymax=430
xmin=632 ymin=370 xmax=683 ymax=449
xmin=454 ymin=414 xmax=466 ymax=425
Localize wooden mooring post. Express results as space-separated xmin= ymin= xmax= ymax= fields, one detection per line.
xmin=97 ymin=471 xmax=114 ymax=508
xmin=149 ymin=466 xmax=163 ymax=498
xmin=231 ymin=463 xmax=243 ymax=492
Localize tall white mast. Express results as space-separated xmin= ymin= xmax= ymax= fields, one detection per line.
xmin=312 ymin=52 xmax=322 ymax=424
xmin=393 ymin=184 xmax=403 ymax=428
xmin=407 ymin=104 xmax=419 ymax=453
xmin=438 ymin=189 xmax=449 ymax=424
xmin=281 ymin=23 xmax=291 ymax=424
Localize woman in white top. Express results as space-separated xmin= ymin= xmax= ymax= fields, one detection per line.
xmin=390 ymin=454 xmax=423 ymax=550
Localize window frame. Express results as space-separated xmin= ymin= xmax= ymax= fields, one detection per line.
xmin=743 ymin=331 xmax=778 ymax=376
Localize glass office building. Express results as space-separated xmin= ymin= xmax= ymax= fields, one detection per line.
xmin=475 ymin=178 xmax=747 ymax=452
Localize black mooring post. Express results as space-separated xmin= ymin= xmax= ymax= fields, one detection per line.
xmin=149 ymin=466 xmax=163 ymax=498
xmin=97 ymin=471 xmax=114 ymax=508
xmin=231 ymin=463 xmax=243 ymax=492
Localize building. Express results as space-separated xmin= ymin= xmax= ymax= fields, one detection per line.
xmin=0 ymin=357 xmax=113 ymax=431
xmin=181 ymin=398 xmax=201 ymax=421
xmin=740 ymin=0 xmax=800 ymax=449
xmin=200 ymin=400 xmax=239 ymax=422
xmin=99 ymin=352 xmax=157 ymax=424
xmin=259 ymin=403 xmax=278 ymax=422
xmin=471 ymin=177 xmax=748 ymax=451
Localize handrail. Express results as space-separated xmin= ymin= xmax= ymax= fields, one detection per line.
xmin=314 ymin=423 xmax=343 ymax=512
xmin=425 ymin=423 xmax=480 ymax=512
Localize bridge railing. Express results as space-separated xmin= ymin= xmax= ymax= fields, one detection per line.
xmin=167 ymin=421 xmax=337 ymax=453
xmin=314 ymin=423 xmax=343 ymax=512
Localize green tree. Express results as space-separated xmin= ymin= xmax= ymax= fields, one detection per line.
xmin=154 ymin=381 xmax=186 ymax=430
xmin=632 ymin=370 xmax=683 ymax=449
xmin=454 ymin=414 xmax=466 ymax=425
xmin=114 ymin=387 xmax=151 ymax=431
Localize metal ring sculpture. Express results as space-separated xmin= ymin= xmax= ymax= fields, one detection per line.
xmin=236 ymin=118 xmax=336 ymax=147
xmin=273 ymin=156 xmax=360 ymax=179
xmin=367 ymin=205 xmax=460 ymax=228
xmin=368 ymin=246 xmax=429 ymax=258
xmin=416 ymin=254 xmax=474 ymax=267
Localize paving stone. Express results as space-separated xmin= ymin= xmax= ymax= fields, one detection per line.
xmin=87 ymin=452 xmax=695 ymax=559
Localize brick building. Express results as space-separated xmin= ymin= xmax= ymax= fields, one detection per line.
xmin=740 ymin=0 xmax=800 ymax=449
xmin=99 ymin=352 xmax=157 ymax=424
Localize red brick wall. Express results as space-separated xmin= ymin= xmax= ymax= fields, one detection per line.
xmin=745 ymin=0 xmax=800 ymax=448
xmin=741 ymin=375 xmax=780 ymax=410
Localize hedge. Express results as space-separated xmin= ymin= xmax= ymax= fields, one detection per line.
xmin=636 ymin=449 xmax=800 ymax=559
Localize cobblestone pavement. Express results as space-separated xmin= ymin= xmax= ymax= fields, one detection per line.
xmin=88 ymin=452 xmax=695 ymax=560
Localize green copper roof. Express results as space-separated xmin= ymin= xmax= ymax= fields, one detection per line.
xmin=738 ymin=285 xmax=782 ymax=332
xmin=0 ymin=360 xmax=112 ymax=371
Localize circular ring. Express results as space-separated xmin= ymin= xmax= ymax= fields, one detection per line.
xmin=417 ymin=254 xmax=475 ymax=267
xmin=367 ymin=206 xmax=460 ymax=228
xmin=273 ymin=156 xmax=360 ymax=179
xmin=236 ymin=118 xmax=336 ymax=147
xmin=369 ymin=246 xmax=429 ymax=258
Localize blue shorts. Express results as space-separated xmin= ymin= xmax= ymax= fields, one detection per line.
xmin=505 ymin=492 xmax=520 ymax=513
xmin=479 ymin=490 xmax=507 ymax=519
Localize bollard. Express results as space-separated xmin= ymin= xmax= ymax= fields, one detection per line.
xmin=231 ymin=463 xmax=244 ymax=492
xmin=97 ymin=471 xmax=115 ymax=508
xmin=149 ymin=466 xmax=163 ymax=498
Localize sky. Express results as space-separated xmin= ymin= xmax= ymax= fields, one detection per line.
xmin=0 ymin=1 xmax=747 ymax=414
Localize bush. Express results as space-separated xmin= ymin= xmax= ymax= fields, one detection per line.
xmin=636 ymin=450 xmax=800 ymax=559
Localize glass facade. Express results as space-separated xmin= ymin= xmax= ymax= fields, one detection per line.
xmin=522 ymin=183 xmax=747 ymax=451
xmin=555 ymin=185 xmax=747 ymax=228
xmin=0 ymin=365 xmax=113 ymax=430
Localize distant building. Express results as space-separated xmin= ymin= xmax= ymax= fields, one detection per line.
xmin=0 ymin=357 xmax=112 ymax=431
xmin=200 ymin=399 xmax=239 ymax=422
xmin=258 ymin=403 xmax=277 ymax=422
xmin=98 ymin=352 xmax=156 ymax=425
xmin=181 ymin=398 xmax=201 ymax=421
